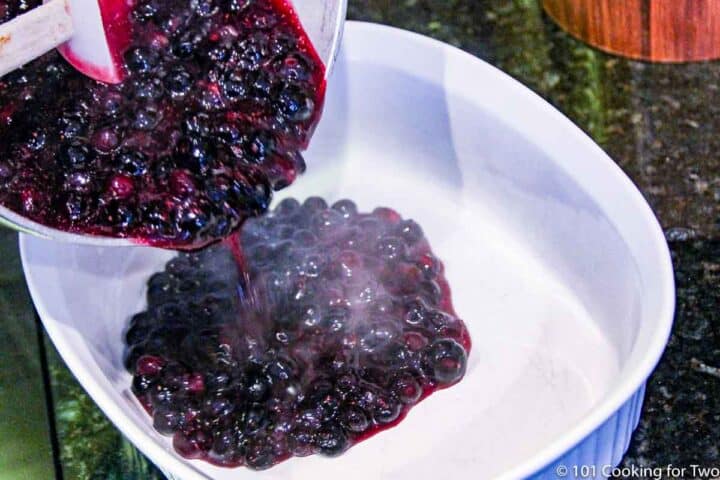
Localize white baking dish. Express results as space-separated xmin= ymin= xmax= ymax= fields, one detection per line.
xmin=21 ymin=22 xmax=674 ymax=480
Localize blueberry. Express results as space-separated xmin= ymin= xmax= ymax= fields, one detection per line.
xmin=43 ymin=62 xmax=69 ymax=82
xmin=58 ymin=114 xmax=87 ymax=139
xmin=0 ymin=162 xmax=11 ymax=180
xmin=427 ymin=310 xmax=461 ymax=336
xmin=133 ymin=77 xmax=164 ymax=100
xmin=404 ymin=298 xmax=429 ymax=326
xmin=138 ymin=349 xmax=163 ymax=373
xmin=373 ymin=207 xmax=402 ymax=223
xmin=200 ymin=86 xmax=224 ymax=111
xmin=60 ymin=141 xmax=92 ymax=169
xmin=193 ymin=0 xmax=218 ymax=16
xmin=142 ymin=202 xmax=173 ymax=236
xmin=250 ymin=70 xmax=273 ymax=96
xmin=132 ymin=374 xmax=155 ymax=395
xmin=133 ymin=3 xmax=158 ymax=22
xmin=340 ymin=406 xmax=369 ymax=433
xmin=63 ymin=185 xmax=92 ymax=214
xmin=316 ymin=424 xmax=347 ymax=456
xmin=173 ymin=38 xmax=198 ymax=58
xmin=246 ymin=373 xmax=271 ymax=402
xmin=221 ymin=0 xmax=249 ymax=11
xmin=332 ymin=372 xmax=357 ymax=396
xmin=176 ymin=207 xmax=210 ymax=235
xmin=207 ymin=45 xmax=229 ymax=62
xmin=275 ymin=53 xmax=312 ymax=82
xmin=205 ymin=177 xmax=230 ymax=204
xmin=153 ymin=406 xmax=182 ymax=434
xmin=19 ymin=188 xmax=46 ymax=214
xmin=263 ymin=358 xmax=296 ymax=382
xmin=277 ymin=86 xmax=314 ymax=122
xmin=296 ymin=408 xmax=323 ymax=431
xmin=147 ymin=272 xmax=174 ymax=303
xmin=298 ymin=304 xmax=321 ymax=328
xmin=215 ymin=123 xmax=241 ymax=146
xmin=91 ymin=127 xmax=120 ymax=152
xmin=238 ymin=34 xmax=269 ymax=71
xmin=156 ymin=303 xmax=184 ymax=323
xmin=211 ymin=427 xmax=244 ymax=458
xmin=26 ymin=130 xmax=46 ymax=151
xmin=275 ymin=197 xmax=301 ymax=215
xmin=204 ymin=397 xmax=235 ymax=418
xmin=359 ymin=323 xmax=398 ymax=353
xmin=302 ymin=196 xmax=327 ymax=213
xmin=99 ymin=91 xmax=123 ymax=117
xmin=125 ymin=47 xmax=159 ymax=74
xmin=165 ymin=67 xmax=193 ymax=97
xmin=64 ymin=194 xmax=93 ymax=220
xmin=104 ymin=202 xmax=137 ymax=228
xmin=417 ymin=252 xmax=441 ymax=279
xmin=228 ymin=173 xmax=271 ymax=213
xmin=398 ymin=219 xmax=424 ymax=245
xmin=245 ymin=443 xmax=275 ymax=470
xmin=375 ymin=236 xmax=407 ymax=262
xmin=371 ymin=395 xmax=401 ymax=424
xmin=133 ymin=108 xmax=160 ymax=130
xmin=242 ymin=131 xmax=275 ymax=164
xmin=391 ymin=373 xmax=422 ymax=404
xmin=316 ymin=393 xmax=341 ymax=419
xmin=107 ymin=174 xmax=135 ymax=199
xmin=322 ymin=306 xmax=349 ymax=333
xmin=376 ymin=343 xmax=412 ymax=368
xmin=425 ymin=339 xmax=467 ymax=385
xmin=221 ymin=70 xmax=247 ymax=100
xmin=117 ymin=151 xmax=148 ymax=176
xmin=182 ymin=114 xmax=212 ymax=137
xmin=289 ymin=429 xmax=316 ymax=457
xmin=331 ymin=199 xmax=357 ymax=219
xmin=123 ymin=345 xmax=144 ymax=372
xmin=182 ymin=372 xmax=205 ymax=394
xmin=177 ymin=137 xmax=215 ymax=173
xmin=129 ymin=311 xmax=153 ymax=329
xmin=270 ymin=33 xmax=297 ymax=56
xmin=243 ymin=405 xmax=268 ymax=434
xmin=206 ymin=371 xmax=233 ymax=393
xmin=420 ymin=280 xmax=443 ymax=305
xmin=312 ymin=209 xmax=344 ymax=233
xmin=151 ymin=385 xmax=181 ymax=407
xmin=158 ymin=9 xmax=190 ymax=35
xmin=250 ymin=10 xmax=278 ymax=30
xmin=173 ymin=430 xmax=212 ymax=459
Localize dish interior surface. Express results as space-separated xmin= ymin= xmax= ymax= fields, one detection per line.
xmin=21 ymin=23 xmax=673 ymax=480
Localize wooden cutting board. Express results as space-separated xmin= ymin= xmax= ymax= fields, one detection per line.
xmin=543 ymin=0 xmax=720 ymax=62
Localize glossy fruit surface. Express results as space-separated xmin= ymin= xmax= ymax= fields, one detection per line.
xmin=0 ymin=0 xmax=325 ymax=248
xmin=125 ymin=198 xmax=471 ymax=469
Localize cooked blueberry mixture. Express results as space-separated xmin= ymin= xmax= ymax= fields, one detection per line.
xmin=0 ymin=0 xmax=325 ymax=248
xmin=124 ymin=198 xmax=471 ymax=469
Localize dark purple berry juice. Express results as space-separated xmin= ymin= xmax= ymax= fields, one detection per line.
xmin=125 ymin=198 xmax=471 ymax=469
xmin=0 ymin=0 xmax=325 ymax=249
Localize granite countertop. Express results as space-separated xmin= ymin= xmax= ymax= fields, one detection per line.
xmin=0 ymin=0 xmax=718 ymax=478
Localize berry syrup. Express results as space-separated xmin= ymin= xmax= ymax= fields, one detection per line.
xmin=125 ymin=198 xmax=471 ymax=469
xmin=0 ymin=0 xmax=325 ymax=249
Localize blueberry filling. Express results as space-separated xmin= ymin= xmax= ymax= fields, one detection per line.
xmin=125 ymin=198 xmax=471 ymax=469
xmin=0 ymin=0 xmax=325 ymax=248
